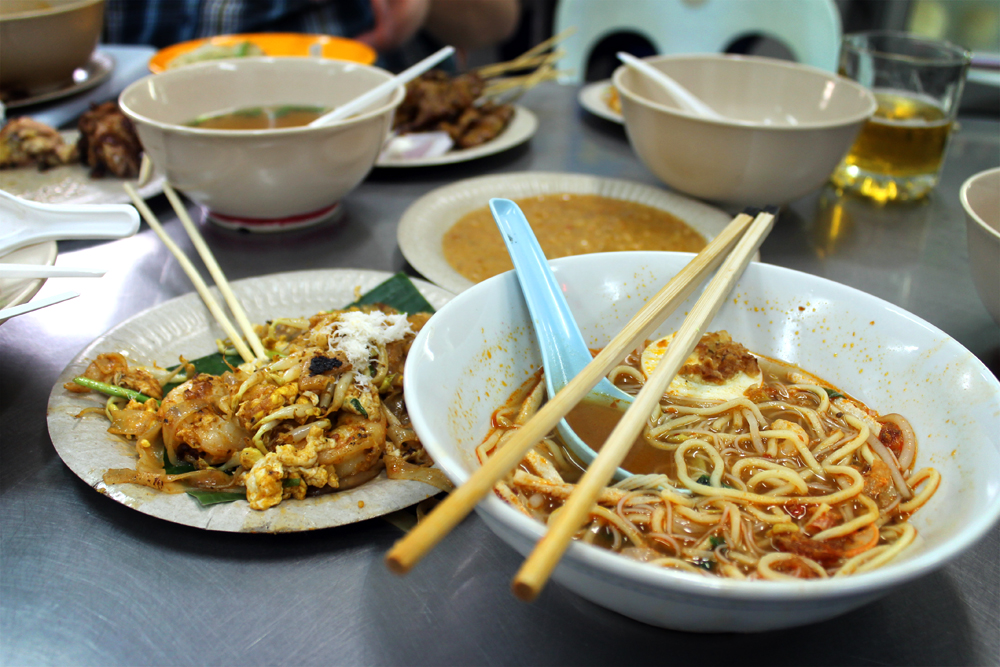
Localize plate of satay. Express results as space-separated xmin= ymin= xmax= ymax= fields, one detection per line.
xmin=376 ymin=32 xmax=566 ymax=167
xmin=0 ymin=102 xmax=165 ymax=205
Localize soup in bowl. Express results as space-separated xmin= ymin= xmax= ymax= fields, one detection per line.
xmin=404 ymin=251 xmax=1000 ymax=631
xmin=119 ymin=57 xmax=404 ymax=231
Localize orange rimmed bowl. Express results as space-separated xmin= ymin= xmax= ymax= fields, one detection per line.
xmin=149 ymin=33 xmax=376 ymax=73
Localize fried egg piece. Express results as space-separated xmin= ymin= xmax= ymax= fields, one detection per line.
xmin=639 ymin=331 xmax=763 ymax=402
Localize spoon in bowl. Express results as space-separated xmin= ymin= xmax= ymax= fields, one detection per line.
xmin=309 ymin=45 xmax=455 ymax=127
xmin=489 ymin=198 xmax=634 ymax=479
xmin=616 ymin=52 xmax=723 ymax=120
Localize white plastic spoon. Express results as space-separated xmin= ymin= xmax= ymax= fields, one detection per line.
xmin=0 ymin=265 xmax=106 ymax=279
xmin=0 ymin=290 xmax=78 ymax=322
xmin=0 ymin=189 xmax=140 ymax=256
xmin=489 ymin=198 xmax=635 ymax=480
xmin=616 ymin=52 xmax=723 ymax=120
xmin=310 ymin=45 xmax=455 ymax=127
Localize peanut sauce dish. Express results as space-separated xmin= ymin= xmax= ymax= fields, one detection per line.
xmin=397 ymin=172 xmax=733 ymax=293
xmin=403 ymin=251 xmax=1000 ymax=632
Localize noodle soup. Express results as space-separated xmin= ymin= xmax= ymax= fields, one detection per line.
xmin=187 ymin=105 xmax=328 ymax=130
xmin=481 ymin=331 xmax=938 ymax=581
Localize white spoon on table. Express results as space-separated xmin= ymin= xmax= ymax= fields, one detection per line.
xmin=616 ymin=52 xmax=723 ymax=120
xmin=0 ymin=291 xmax=78 ymax=322
xmin=0 ymin=190 xmax=139 ymax=256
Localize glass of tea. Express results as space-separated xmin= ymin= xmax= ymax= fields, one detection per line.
xmin=830 ymin=31 xmax=971 ymax=203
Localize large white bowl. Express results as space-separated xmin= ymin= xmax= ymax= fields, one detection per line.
xmin=120 ymin=57 xmax=403 ymax=230
xmin=405 ymin=251 xmax=1000 ymax=632
xmin=613 ymin=55 xmax=876 ymax=206
xmin=961 ymin=167 xmax=1000 ymax=325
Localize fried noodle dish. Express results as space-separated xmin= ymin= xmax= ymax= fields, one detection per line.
xmin=67 ymin=304 xmax=452 ymax=510
xmin=482 ymin=331 xmax=940 ymax=580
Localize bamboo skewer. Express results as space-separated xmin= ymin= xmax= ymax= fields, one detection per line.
xmin=477 ymin=50 xmax=563 ymax=79
xmin=122 ymin=182 xmax=256 ymax=364
xmin=510 ymin=208 xmax=776 ymax=602
xmin=384 ymin=208 xmax=762 ymax=575
xmin=162 ymin=183 xmax=267 ymax=361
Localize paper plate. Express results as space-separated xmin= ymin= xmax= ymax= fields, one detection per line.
xmin=376 ymin=106 xmax=537 ymax=168
xmin=47 ymin=269 xmax=454 ymax=533
xmin=0 ymin=130 xmax=165 ymax=205
xmin=397 ymin=172 xmax=734 ymax=293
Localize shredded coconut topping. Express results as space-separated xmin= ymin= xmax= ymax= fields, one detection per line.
xmin=325 ymin=311 xmax=413 ymax=387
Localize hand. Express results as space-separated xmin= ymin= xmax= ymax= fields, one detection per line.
xmin=355 ymin=0 xmax=431 ymax=53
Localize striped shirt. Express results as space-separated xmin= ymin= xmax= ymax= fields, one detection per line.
xmin=102 ymin=0 xmax=374 ymax=49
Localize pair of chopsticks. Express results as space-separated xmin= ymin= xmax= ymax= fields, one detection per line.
xmin=122 ymin=181 xmax=266 ymax=365
xmin=385 ymin=206 xmax=776 ymax=601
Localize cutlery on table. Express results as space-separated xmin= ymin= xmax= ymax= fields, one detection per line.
xmin=0 ymin=291 xmax=78 ymax=322
xmin=0 ymin=190 xmax=140 ymax=256
xmin=0 ymin=265 xmax=106 ymax=279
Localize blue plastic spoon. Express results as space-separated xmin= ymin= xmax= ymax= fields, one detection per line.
xmin=489 ymin=198 xmax=634 ymax=479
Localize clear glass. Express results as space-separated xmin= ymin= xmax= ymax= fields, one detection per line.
xmin=830 ymin=31 xmax=971 ymax=203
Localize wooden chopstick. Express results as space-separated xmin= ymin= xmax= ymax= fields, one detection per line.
xmin=162 ymin=183 xmax=267 ymax=360
xmin=122 ymin=182 xmax=256 ymax=364
xmin=510 ymin=208 xmax=776 ymax=602
xmin=384 ymin=207 xmax=761 ymax=575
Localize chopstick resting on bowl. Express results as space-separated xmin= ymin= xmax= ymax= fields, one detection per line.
xmin=122 ymin=182 xmax=266 ymax=364
xmin=511 ymin=207 xmax=775 ymax=602
xmin=384 ymin=206 xmax=774 ymax=575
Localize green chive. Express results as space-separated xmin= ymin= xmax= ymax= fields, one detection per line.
xmin=72 ymin=377 xmax=153 ymax=403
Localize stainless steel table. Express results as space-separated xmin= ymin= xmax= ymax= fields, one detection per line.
xmin=2 ymin=83 xmax=998 ymax=666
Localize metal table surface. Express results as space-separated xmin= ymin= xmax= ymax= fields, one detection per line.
xmin=2 ymin=82 xmax=998 ymax=666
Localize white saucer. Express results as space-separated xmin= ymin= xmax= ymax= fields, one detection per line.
xmin=578 ymin=80 xmax=623 ymax=124
xmin=3 ymin=51 xmax=114 ymax=110
xmin=397 ymin=172 xmax=733 ymax=293
xmin=0 ymin=131 xmax=165 ymax=205
xmin=376 ymin=105 xmax=537 ymax=167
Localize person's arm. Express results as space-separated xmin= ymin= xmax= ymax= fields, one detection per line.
xmin=423 ymin=0 xmax=521 ymax=51
xmin=355 ymin=0 xmax=432 ymax=53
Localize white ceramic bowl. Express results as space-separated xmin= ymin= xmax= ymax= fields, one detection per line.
xmin=613 ymin=55 xmax=876 ymax=206
xmin=961 ymin=167 xmax=1000 ymax=325
xmin=0 ymin=0 xmax=104 ymax=96
xmin=119 ymin=57 xmax=404 ymax=230
xmin=405 ymin=251 xmax=1000 ymax=632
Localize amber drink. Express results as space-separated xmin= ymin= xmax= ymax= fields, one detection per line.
xmin=830 ymin=32 xmax=969 ymax=203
